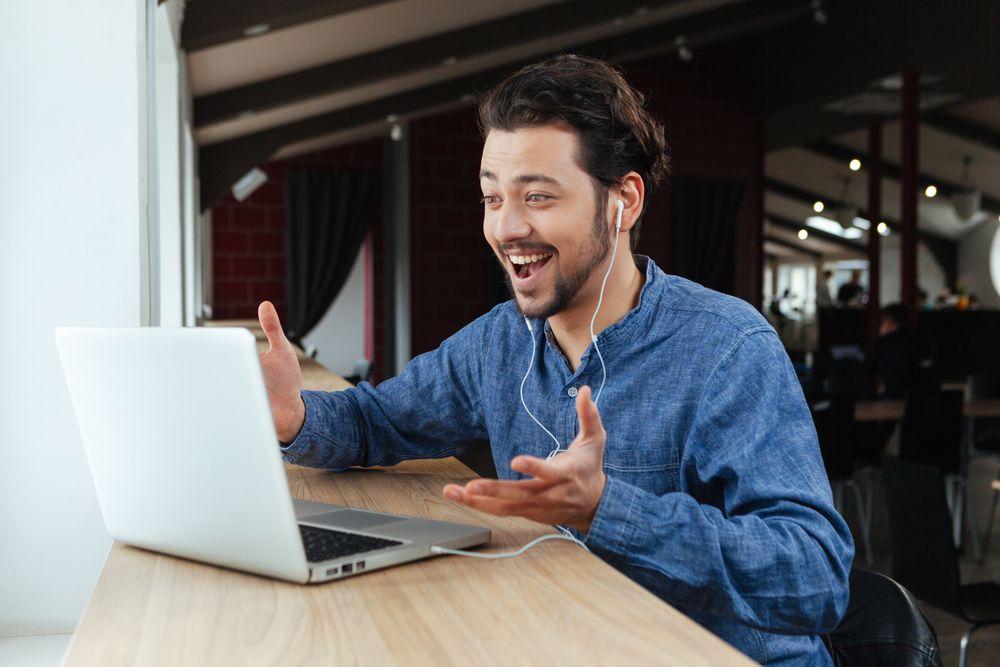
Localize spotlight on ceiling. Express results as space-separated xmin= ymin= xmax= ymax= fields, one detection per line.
xmin=243 ymin=23 xmax=270 ymax=37
xmin=813 ymin=200 xmax=825 ymax=213
xmin=231 ymin=167 xmax=268 ymax=202
xmin=674 ymin=36 xmax=693 ymax=62
xmin=877 ymin=222 xmax=890 ymax=236
xmin=798 ymin=229 xmax=809 ymax=240
xmin=810 ymin=0 xmax=828 ymax=25
xmin=849 ymin=158 xmax=861 ymax=171
xmin=924 ymin=184 xmax=938 ymax=198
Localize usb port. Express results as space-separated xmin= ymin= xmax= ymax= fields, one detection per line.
xmin=342 ymin=563 xmax=353 ymax=573
xmin=325 ymin=567 xmax=339 ymax=576
xmin=356 ymin=561 xmax=365 ymax=571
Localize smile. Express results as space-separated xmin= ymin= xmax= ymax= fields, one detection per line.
xmin=506 ymin=252 xmax=554 ymax=288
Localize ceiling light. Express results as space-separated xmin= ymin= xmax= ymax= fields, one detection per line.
xmin=924 ymin=184 xmax=938 ymax=198
xmin=953 ymin=190 xmax=982 ymax=221
xmin=877 ymin=222 xmax=889 ymax=236
xmin=813 ymin=200 xmax=825 ymax=213
xmin=243 ymin=23 xmax=270 ymax=37
xmin=798 ymin=229 xmax=809 ymax=240
xmin=849 ymin=158 xmax=861 ymax=171
xmin=390 ymin=123 xmax=403 ymax=142
xmin=231 ymin=167 xmax=267 ymax=202
xmin=811 ymin=0 xmax=828 ymax=25
xmin=952 ymin=156 xmax=982 ymax=222
xmin=832 ymin=205 xmax=859 ymax=229
xmin=674 ymin=36 xmax=693 ymax=62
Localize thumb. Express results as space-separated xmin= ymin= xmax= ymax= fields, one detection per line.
xmin=258 ymin=301 xmax=292 ymax=352
xmin=574 ymin=386 xmax=605 ymax=442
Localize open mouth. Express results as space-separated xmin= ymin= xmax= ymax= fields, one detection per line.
xmin=508 ymin=253 xmax=553 ymax=282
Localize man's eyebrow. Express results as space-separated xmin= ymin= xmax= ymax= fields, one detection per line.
xmin=478 ymin=170 xmax=561 ymax=186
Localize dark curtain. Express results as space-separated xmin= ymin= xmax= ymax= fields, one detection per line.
xmin=671 ymin=176 xmax=746 ymax=294
xmin=285 ymin=169 xmax=379 ymax=343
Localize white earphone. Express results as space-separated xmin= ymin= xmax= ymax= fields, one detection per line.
xmin=520 ymin=198 xmax=625 ymax=461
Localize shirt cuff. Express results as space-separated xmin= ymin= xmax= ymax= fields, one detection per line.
xmin=584 ymin=474 xmax=641 ymax=555
xmin=278 ymin=390 xmax=323 ymax=465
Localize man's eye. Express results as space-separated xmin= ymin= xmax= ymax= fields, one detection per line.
xmin=527 ymin=194 xmax=550 ymax=202
xmin=480 ymin=195 xmax=500 ymax=205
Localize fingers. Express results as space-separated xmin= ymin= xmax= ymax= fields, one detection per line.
xmin=258 ymin=301 xmax=291 ymax=353
xmin=574 ymin=385 xmax=605 ymax=439
xmin=443 ymin=482 xmax=543 ymax=518
xmin=510 ymin=455 xmax=560 ymax=480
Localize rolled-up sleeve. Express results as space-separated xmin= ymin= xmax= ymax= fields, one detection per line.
xmin=585 ymin=328 xmax=854 ymax=635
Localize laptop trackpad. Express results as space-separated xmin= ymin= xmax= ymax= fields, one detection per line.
xmin=305 ymin=509 xmax=407 ymax=531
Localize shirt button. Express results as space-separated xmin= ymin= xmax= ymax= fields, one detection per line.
xmin=567 ymin=386 xmax=578 ymax=397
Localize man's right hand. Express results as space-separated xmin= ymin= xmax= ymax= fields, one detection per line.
xmin=257 ymin=301 xmax=305 ymax=443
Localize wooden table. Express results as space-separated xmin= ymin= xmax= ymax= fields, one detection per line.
xmin=204 ymin=318 xmax=352 ymax=392
xmin=61 ymin=322 xmax=754 ymax=666
xmin=854 ymin=398 xmax=1000 ymax=422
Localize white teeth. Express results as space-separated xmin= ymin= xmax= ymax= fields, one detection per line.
xmin=509 ymin=253 xmax=551 ymax=265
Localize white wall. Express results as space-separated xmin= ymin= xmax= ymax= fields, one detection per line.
xmin=957 ymin=217 xmax=1000 ymax=309
xmin=0 ymin=0 xmax=147 ymax=636
xmin=879 ymin=235 xmax=948 ymax=306
xmin=302 ymin=248 xmax=368 ymax=377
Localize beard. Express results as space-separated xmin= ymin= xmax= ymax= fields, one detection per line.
xmin=500 ymin=205 xmax=612 ymax=320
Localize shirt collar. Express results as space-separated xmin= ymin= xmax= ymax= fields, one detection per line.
xmin=540 ymin=254 xmax=664 ymax=351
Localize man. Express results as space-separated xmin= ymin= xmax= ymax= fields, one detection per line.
xmin=836 ymin=270 xmax=864 ymax=306
xmin=817 ymin=269 xmax=834 ymax=308
xmin=866 ymin=302 xmax=937 ymax=398
xmin=259 ymin=55 xmax=853 ymax=665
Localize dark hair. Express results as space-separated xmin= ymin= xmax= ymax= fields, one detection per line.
xmin=478 ymin=54 xmax=669 ymax=250
xmin=881 ymin=303 xmax=908 ymax=327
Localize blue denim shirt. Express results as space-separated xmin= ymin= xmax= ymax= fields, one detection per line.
xmin=282 ymin=256 xmax=854 ymax=665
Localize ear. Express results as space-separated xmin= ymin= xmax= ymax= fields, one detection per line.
xmin=611 ymin=172 xmax=645 ymax=234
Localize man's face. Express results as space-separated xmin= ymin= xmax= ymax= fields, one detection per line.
xmin=480 ymin=124 xmax=611 ymax=319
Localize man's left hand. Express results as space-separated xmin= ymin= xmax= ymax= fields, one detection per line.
xmin=442 ymin=385 xmax=607 ymax=532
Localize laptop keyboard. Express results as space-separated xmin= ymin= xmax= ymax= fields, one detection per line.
xmin=299 ymin=524 xmax=403 ymax=563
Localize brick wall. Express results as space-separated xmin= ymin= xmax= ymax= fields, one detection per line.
xmin=210 ymin=140 xmax=383 ymax=322
xmin=407 ymin=109 xmax=501 ymax=356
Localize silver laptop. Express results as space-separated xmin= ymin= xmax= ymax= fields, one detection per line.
xmin=55 ymin=326 xmax=489 ymax=584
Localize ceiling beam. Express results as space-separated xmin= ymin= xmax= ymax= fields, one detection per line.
xmin=804 ymin=140 xmax=1000 ymax=213
xmin=764 ymin=234 xmax=822 ymax=259
xmin=199 ymin=0 xmax=810 ymax=209
xmin=182 ymin=0 xmax=394 ymax=52
xmin=922 ymin=111 xmax=1000 ymax=154
xmin=766 ymin=213 xmax=865 ymax=254
xmin=194 ymin=0 xmax=694 ymax=127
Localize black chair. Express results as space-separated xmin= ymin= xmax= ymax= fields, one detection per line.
xmin=813 ymin=397 xmax=872 ymax=566
xmin=883 ymin=458 xmax=1000 ymax=667
xmin=824 ymin=569 xmax=942 ymax=666
xmin=899 ymin=389 xmax=980 ymax=557
xmin=969 ymin=370 xmax=1000 ymax=550
xmin=343 ymin=357 xmax=373 ymax=385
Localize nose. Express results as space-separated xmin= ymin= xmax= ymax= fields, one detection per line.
xmin=491 ymin=202 xmax=533 ymax=245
